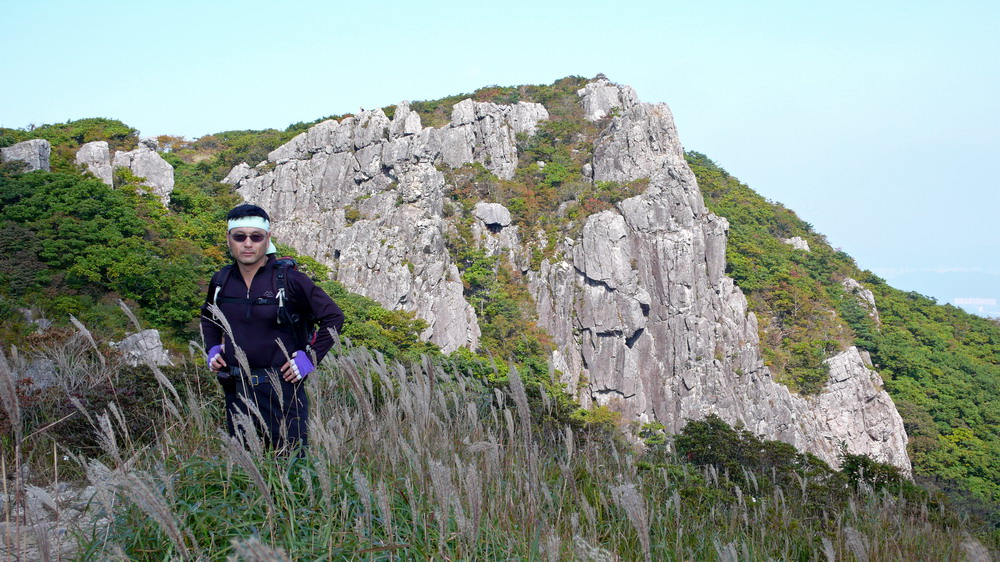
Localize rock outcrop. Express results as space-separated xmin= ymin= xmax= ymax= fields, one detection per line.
xmin=843 ymin=277 xmax=881 ymax=325
xmin=1 ymin=139 xmax=50 ymax=172
xmin=74 ymin=141 xmax=113 ymax=184
xmin=226 ymin=100 xmax=547 ymax=352
xmin=783 ymin=236 xmax=811 ymax=252
xmin=223 ymin=78 xmax=911 ymax=473
xmin=76 ymin=139 xmax=175 ymax=205
xmin=109 ymin=329 xmax=172 ymax=367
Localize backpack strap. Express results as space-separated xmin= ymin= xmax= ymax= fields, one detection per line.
xmin=210 ymin=265 xmax=234 ymax=306
xmin=272 ymin=258 xmax=318 ymax=348
xmin=273 ymin=257 xmax=298 ymax=325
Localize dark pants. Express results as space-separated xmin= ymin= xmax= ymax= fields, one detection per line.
xmin=221 ymin=370 xmax=309 ymax=453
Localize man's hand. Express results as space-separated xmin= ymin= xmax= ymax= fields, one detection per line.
xmin=281 ymin=350 xmax=314 ymax=383
xmin=207 ymin=344 xmax=227 ymax=372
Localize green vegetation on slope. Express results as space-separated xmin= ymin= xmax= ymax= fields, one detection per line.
xmin=1 ymin=118 xmax=138 ymax=173
xmin=689 ymin=151 xmax=1000 ymax=515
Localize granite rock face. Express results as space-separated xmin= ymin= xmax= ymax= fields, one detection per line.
xmin=783 ymin=236 xmax=811 ymax=252
xmin=75 ymin=141 xmax=114 ymax=184
xmin=110 ymin=329 xmax=173 ymax=367
xmin=843 ymin=277 xmax=881 ymax=325
xmin=223 ymin=79 xmax=911 ymax=473
xmin=76 ymin=139 xmax=175 ymax=205
xmin=1 ymin=139 xmax=51 ymax=172
xmin=225 ymin=100 xmax=543 ymax=352
xmin=110 ymin=139 xmax=175 ymax=205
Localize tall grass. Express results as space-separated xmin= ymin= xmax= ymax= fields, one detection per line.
xmin=2 ymin=326 xmax=995 ymax=559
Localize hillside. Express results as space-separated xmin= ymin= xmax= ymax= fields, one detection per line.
xmin=1 ymin=77 xmax=998 ymax=553
xmin=689 ymin=152 xmax=1000 ymax=512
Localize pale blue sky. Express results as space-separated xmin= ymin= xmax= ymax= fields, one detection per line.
xmin=3 ymin=0 xmax=998 ymax=315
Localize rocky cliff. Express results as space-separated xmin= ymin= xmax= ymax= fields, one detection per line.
xmin=1 ymin=139 xmax=50 ymax=172
xmin=76 ymin=139 xmax=174 ymax=205
xmin=224 ymin=79 xmax=911 ymax=473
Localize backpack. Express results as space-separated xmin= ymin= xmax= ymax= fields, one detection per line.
xmin=210 ymin=257 xmax=317 ymax=348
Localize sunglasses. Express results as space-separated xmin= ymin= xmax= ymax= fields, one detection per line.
xmin=230 ymin=232 xmax=268 ymax=243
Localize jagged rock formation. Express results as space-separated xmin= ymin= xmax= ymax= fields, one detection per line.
xmin=783 ymin=236 xmax=811 ymax=252
xmin=75 ymin=141 xmax=113 ymax=184
xmin=76 ymin=139 xmax=174 ymax=205
xmin=224 ymin=78 xmax=911 ymax=473
xmin=226 ymin=100 xmax=548 ymax=352
xmin=843 ymin=277 xmax=881 ymax=325
xmin=1 ymin=139 xmax=50 ymax=172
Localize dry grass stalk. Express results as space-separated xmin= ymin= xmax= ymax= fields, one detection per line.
xmin=232 ymin=394 xmax=269 ymax=456
xmin=26 ymin=517 xmax=53 ymax=562
xmin=96 ymin=412 xmax=123 ymax=467
xmin=132 ymin=361 xmax=181 ymax=426
xmin=713 ymin=538 xmax=739 ymax=562
xmin=580 ymin=494 xmax=597 ymax=537
xmin=564 ymin=426 xmax=574 ymax=462
xmin=843 ymin=526 xmax=868 ymax=562
xmin=0 ymin=347 xmax=23 ymax=441
xmin=206 ymin=303 xmax=252 ymax=375
xmin=314 ymin=458 xmax=333 ymax=512
xmin=88 ymin=459 xmax=199 ymax=560
xmin=573 ymin=534 xmax=616 ymax=562
xmin=503 ymin=408 xmax=515 ymax=446
xmin=506 ymin=365 xmax=531 ymax=443
xmin=959 ymin=536 xmax=992 ymax=562
xmin=610 ymin=483 xmax=651 ymax=562
xmin=543 ymin=525 xmax=561 ymax=562
xmin=428 ymin=458 xmax=466 ymax=552
xmin=272 ymin=340 xmax=292 ymax=408
xmin=222 ymin=432 xmax=275 ymax=517
xmin=228 ymin=536 xmax=290 ymax=562
xmin=341 ymin=357 xmax=375 ymax=426
xmin=116 ymin=299 xmax=142 ymax=331
xmin=374 ymin=479 xmax=394 ymax=543
xmin=352 ymin=467 xmax=373 ymax=534
xmin=69 ymin=315 xmax=105 ymax=367
xmin=25 ymin=485 xmax=57 ymax=515
xmin=0 ymin=347 xmax=24 ymax=558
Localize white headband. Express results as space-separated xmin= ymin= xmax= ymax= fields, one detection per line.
xmin=228 ymin=216 xmax=277 ymax=254
xmin=228 ymin=216 xmax=270 ymax=231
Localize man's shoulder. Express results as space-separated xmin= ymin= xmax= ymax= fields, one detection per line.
xmin=211 ymin=262 xmax=235 ymax=282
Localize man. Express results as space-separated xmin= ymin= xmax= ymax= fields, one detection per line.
xmin=201 ymin=204 xmax=344 ymax=452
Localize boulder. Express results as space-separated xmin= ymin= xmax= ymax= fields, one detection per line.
xmin=75 ymin=141 xmax=113 ymax=184
xmin=473 ymin=202 xmax=512 ymax=228
xmin=783 ymin=236 xmax=811 ymax=252
xmin=111 ymin=139 xmax=175 ymax=205
xmin=1 ymin=139 xmax=51 ymax=172
xmin=110 ymin=329 xmax=173 ymax=367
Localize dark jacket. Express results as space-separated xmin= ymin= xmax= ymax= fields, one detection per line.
xmin=201 ymin=256 xmax=344 ymax=370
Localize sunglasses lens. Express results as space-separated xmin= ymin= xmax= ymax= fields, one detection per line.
xmin=231 ymin=233 xmax=266 ymax=243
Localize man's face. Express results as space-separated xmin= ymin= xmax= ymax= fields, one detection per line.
xmin=228 ymin=227 xmax=270 ymax=268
